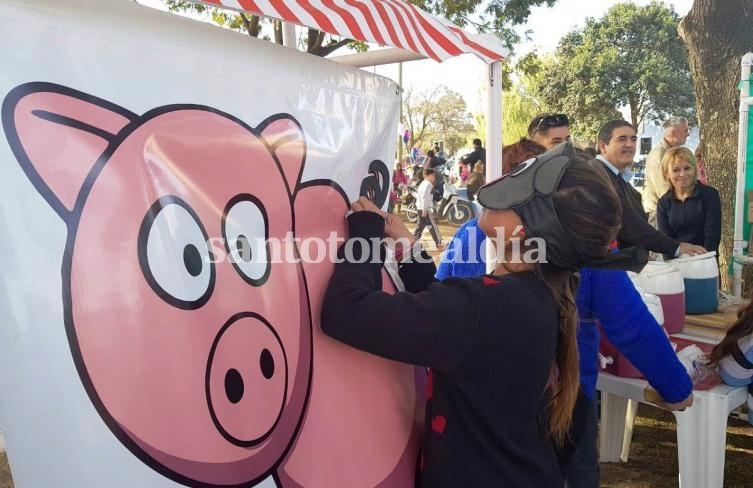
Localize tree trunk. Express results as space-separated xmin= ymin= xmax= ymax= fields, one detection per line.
xmin=679 ymin=0 xmax=753 ymax=293
xmin=307 ymin=28 xmax=323 ymax=53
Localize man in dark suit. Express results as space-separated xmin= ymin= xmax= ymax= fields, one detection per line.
xmin=595 ymin=119 xmax=706 ymax=257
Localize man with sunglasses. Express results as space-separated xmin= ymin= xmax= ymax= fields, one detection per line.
xmin=528 ymin=113 xmax=571 ymax=149
xmin=502 ymin=113 xmax=571 ymax=175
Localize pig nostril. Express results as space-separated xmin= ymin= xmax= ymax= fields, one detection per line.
xmin=183 ymin=244 xmax=203 ymax=277
xmin=236 ymin=235 xmax=253 ymax=262
xmin=224 ymin=368 xmax=244 ymax=404
xmin=260 ymin=349 xmax=274 ymax=379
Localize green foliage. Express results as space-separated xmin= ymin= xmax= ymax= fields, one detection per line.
xmin=474 ymin=113 xmax=487 ymax=148
xmin=536 ymin=2 xmax=695 ymax=141
xmin=501 ymin=87 xmax=537 ymax=144
xmin=499 ymin=53 xmax=550 ymax=144
xmin=402 ymin=86 xmax=475 ymax=155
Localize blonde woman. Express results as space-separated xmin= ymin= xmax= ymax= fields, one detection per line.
xmin=657 ymin=147 xmax=721 ymax=258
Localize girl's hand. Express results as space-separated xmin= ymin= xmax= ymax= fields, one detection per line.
xmin=350 ymin=197 xmax=414 ymax=245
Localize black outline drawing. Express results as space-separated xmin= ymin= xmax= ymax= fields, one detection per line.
xmin=205 ymin=311 xmax=289 ymax=447
xmin=221 ymin=193 xmax=272 ymax=287
xmin=137 ymin=195 xmax=216 ymax=310
xmin=1 ymin=81 xmax=404 ymax=488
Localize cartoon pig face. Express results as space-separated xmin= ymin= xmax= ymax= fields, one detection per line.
xmin=3 ymin=83 xmax=312 ymax=486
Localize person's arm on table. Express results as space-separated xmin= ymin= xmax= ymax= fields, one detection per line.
xmin=590 ymin=268 xmax=693 ymax=409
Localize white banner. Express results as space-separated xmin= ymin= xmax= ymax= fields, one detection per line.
xmin=0 ymin=1 xmax=422 ymax=487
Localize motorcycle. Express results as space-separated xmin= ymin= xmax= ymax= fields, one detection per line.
xmin=402 ymin=185 xmax=419 ymax=223
xmin=403 ymin=182 xmax=473 ymax=226
xmin=438 ymin=185 xmax=474 ymax=226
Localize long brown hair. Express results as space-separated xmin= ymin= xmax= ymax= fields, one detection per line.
xmin=708 ymin=301 xmax=753 ymax=364
xmin=543 ymin=159 xmax=622 ymax=444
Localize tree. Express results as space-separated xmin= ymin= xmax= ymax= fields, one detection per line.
xmin=162 ymin=0 xmax=556 ymax=57
xmin=537 ymin=2 xmax=695 ymax=141
xmin=498 ymin=54 xmax=548 ymax=144
xmin=679 ymin=1 xmax=753 ymax=292
xmin=402 ymin=86 xmax=474 ymax=155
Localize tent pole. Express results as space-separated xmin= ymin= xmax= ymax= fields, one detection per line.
xmin=485 ymin=60 xmax=503 ymax=273
xmin=329 ymin=48 xmax=426 ymax=67
xmin=486 ymin=60 xmax=503 ymax=182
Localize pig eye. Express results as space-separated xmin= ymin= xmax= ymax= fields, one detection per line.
xmin=222 ymin=194 xmax=270 ymax=286
xmin=138 ymin=196 xmax=215 ymax=309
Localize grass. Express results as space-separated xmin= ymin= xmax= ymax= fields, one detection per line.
xmin=600 ymin=404 xmax=753 ymax=487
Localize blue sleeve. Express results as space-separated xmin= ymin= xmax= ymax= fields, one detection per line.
xmin=575 ymin=269 xmax=602 ymax=400
xmin=435 ymin=218 xmax=487 ymax=280
xmin=590 ymin=269 xmax=692 ymax=403
xmin=576 ymin=268 xmax=593 ymax=319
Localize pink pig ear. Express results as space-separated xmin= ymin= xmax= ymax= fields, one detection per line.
xmin=2 ymin=82 xmax=136 ymax=220
xmin=257 ymin=115 xmax=306 ymax=196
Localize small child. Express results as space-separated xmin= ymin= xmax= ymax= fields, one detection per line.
xmin=413 ymin=167 xmax=442 ymax=249
xmin=390 ymin=159 xmax=409 ymax=213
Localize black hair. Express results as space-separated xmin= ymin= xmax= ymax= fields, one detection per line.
xmin=596 ymin=119 xmax=634 ymax=148
xmin=527 ymin=113 xmax=570 ymax=139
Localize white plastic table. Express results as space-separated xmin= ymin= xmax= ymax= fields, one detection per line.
xmin=597 ymin=372 xmax=748 ymax=488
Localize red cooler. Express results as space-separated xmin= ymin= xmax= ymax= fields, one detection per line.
xmin=598 ymin=292 xmax=667 ymax=378
xmin=639 ymin=261 xmax=686 ymax=334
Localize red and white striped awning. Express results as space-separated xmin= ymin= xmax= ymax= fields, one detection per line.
xmin=193 ymin=0 xmax=506 ymax=63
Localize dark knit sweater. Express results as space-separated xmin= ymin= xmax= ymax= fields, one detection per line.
xmin=436 ymin=219 xmax=692 ymax=403
xmin=322 ymin=212 xmax=563 ymax=488
xmin=657 ymin=183 xmax=721 ymax=257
